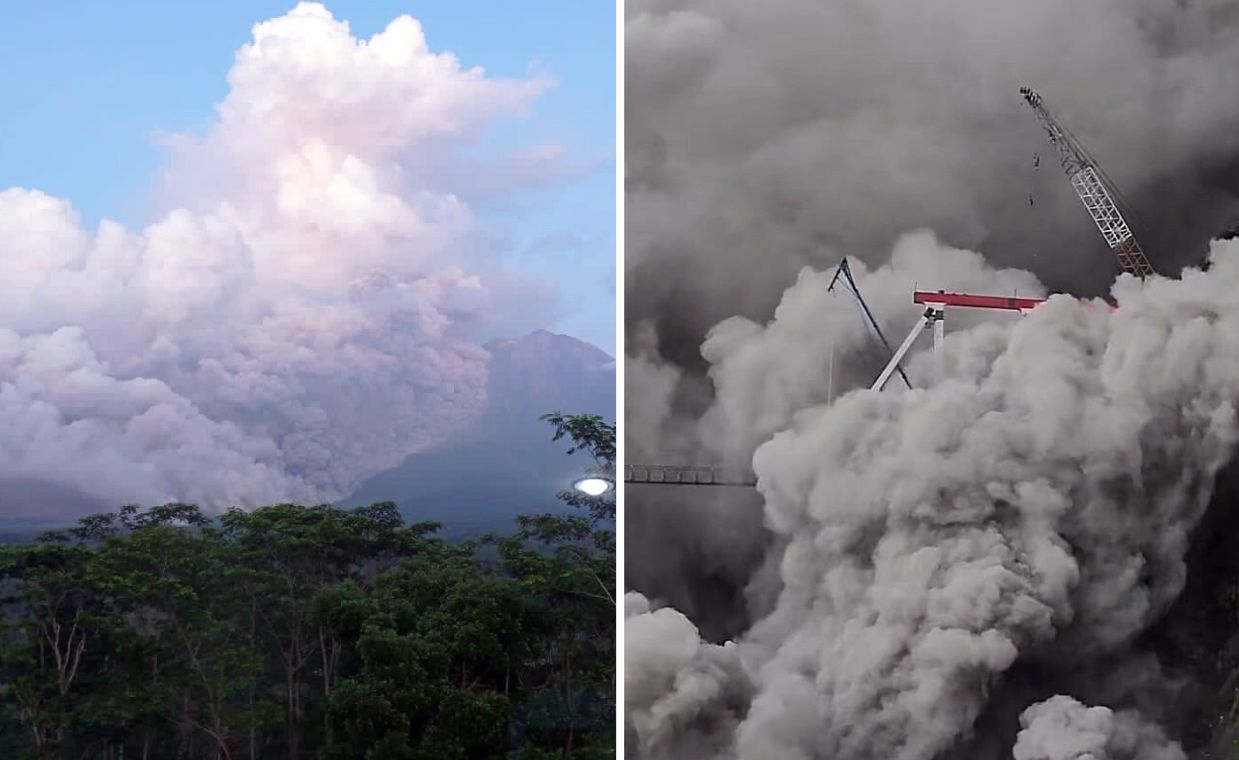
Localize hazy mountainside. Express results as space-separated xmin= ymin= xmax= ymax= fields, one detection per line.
xmin=343 ymin=330 xmax=616 ymax=536
xmin=0 ymin=331 xmax=614 ymax=543
xmin=0 ymin=479 xmax=111 ymax=541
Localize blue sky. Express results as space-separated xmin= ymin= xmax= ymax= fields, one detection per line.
xmin=0 ymin=1 xmax=616 ymax=351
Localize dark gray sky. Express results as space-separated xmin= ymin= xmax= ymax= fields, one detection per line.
xmin=626 ymin=0 xmax=1239 ymax=365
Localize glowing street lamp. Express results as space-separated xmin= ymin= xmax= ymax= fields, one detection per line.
xmin=572 ymin=476 xmax=612 ymax=496
xmin=572 ymin=466 xmax=614 ymax=496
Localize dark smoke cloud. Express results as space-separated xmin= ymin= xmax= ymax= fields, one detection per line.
xmin=627 ymin=0 xmax=1239 ymax=349
xmin=628 ymin=239 xmax=1239 ymax=758
xmin=625 ymin=2 xmax=1239 ymax=756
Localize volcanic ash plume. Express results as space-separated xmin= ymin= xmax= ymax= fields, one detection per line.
xmin=626 ymin=238 xmax=1239 ymax=759
xmin=1012 ymin=696 xmax=1185 ymax=760
xmin=624 ymin=592 xmax=751 ymax=759
xmin=625 ymin=0 xmax=1239 ymax=755
xmin=626 ymin=0 xmax=1239 ymax=347
xmin=624 ymin=231 xmax=1045 ymax=640
xmin=0 ymin=3 xmax=563 ymax=514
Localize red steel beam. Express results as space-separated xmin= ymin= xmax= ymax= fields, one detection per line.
xmin=914 ymin=290 xmax=1046 ymax=312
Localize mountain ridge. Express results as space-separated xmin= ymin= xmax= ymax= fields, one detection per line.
xmin=342 ymin=329 xmax=616 ymax=536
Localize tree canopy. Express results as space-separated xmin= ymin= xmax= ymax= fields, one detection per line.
xmin=0 ymin=412 xmax=615 ymax=759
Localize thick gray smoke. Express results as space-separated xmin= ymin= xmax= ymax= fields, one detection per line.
xmin=625 ymin=4 xmax=1239 ymax=753
xmin=1013 ymin=696 xmax=1185 ymax=760
xmin=627 ymin=239 xmax=1239 ymax=758
xmin=0 ymin=4 xmax=573 ymax=514
xmin=624 ymin=0 xmax=1239 ymax=645
xmin=626 ymin=232 xmax=1046 ymax=638
xmin=627 ymin=0 xmax=1239 ymax=352
xmin=624 ymin=591 xmax=751 ymax=758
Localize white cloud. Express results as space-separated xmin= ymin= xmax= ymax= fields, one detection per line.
xmin=0 ymin=3 xmax=567 ymax=515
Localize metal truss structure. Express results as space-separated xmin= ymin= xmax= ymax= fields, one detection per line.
xmin=1020 ymin=87 xmax=1155 ymax=278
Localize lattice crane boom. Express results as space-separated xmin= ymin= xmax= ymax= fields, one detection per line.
xmin=624 ymin=464 xmax=756 ymax=487
xmin=1019 ymin=87 xmax=1155 ymax=278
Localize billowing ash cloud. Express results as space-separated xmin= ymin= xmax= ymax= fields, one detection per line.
xmin=0 ymin=3 xmax=570 ymax=514
xmin=626 ymin=0 xmax=1239 ymax=352
xmin=626 ymin=232 xmax=1046 ymax=639
xmin=627 ymin=238 xmax=1239 ymax=759
xmin=624 ymin=591 xmax=751 ymax=759
xmin=624 ymin=0 xmax=1239 ymax=647
xmin=626 ymin=3 xmax=1239 ymax=754
xmin=1013 ymin=696 xmax=1185 ymax=760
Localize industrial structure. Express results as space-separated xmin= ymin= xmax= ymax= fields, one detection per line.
xmin=626 ymin=87 xmax=1150 ymax=489
xmin=623 ymin=464 xmax=756 ymax=487
xmin=830 ymin=257 xmax=911 ymax=390
xmin=871 ymin=291 xmax=1045 ymax=391
xmin=1020 ymin=87 xmax=1155 ymax=278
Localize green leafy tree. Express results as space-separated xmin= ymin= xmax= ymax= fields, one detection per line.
xmin=0 ymin=540 xmax=98 ymax=755
xmin=499 ymin=412 xmax=616 ymax=757
xmin=0 ymin=411 xmax=616 ymax=759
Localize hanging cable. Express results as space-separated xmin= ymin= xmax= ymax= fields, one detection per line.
xmin=828 ymin=258 xmax=912 ymax=389
xmin=827 ymin=338 xmax=835 ymax=404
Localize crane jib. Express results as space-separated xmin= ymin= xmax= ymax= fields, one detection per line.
xmin=1019 ymin=87 xmax=1157 ymax=278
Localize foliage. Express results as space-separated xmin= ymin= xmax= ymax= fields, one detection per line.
xmin=0 ymin=413 xmax=615 ymax=759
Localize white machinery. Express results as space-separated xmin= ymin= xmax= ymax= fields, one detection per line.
xmin=872 ymin=290 xmax=1046 ymax=391
xmin=1020 ymin=87 xmax=1156 ymax=278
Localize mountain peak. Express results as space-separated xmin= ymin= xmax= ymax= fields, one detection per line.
xmin=477 ymin=329 xmax=614 ymax=432
xmin=485 ymin=329 xmax=614 ymax=366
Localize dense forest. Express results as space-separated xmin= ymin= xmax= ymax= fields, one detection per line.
xmin=0 ymin=413 xmax=615 ymax=759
